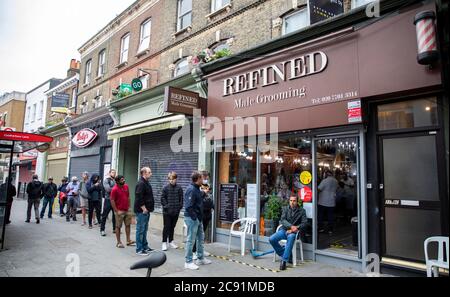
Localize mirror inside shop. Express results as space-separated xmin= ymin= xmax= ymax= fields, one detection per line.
xmin=216 ymin=133 xmax=360 ymax=255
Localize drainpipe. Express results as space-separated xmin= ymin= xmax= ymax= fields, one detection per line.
xmin=108 ymin=105 xmax=120 ymax=171
xmin=63 ymin=116 xmax=72 ymax=178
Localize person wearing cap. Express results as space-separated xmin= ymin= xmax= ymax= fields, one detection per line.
xmin=58 ymin=177 xmax=69 ymax=217
xmin=66 ymin=177 xmax=80 ymax=222
xmin=40 ymin=177 xmax=58 ymax=219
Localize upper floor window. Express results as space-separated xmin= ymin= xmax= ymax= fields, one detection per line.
xmin=31 ymin=103 xmax=37 ymax=122
xmin=120 ymin=34 xmax=130 ymax=64
xmin=26 ymin=106 xmax=31 ymax=124
xmin=85 ymin=60 xmax=92 ymax=84
xmin=37 ymin=100 xmax=44 ymax=120
xmin=282 ymin=8 xmax=309 ymax=35
xmin=71 ymin=88 xmax=77 ymax=108
xmin=98 ymin=50 xmax=106 ymax=77
xmin=173 ymin=58 xmax=190 ymax=77
xmin=211 ymin=0 xmax=230 ymax=12
xmin=212 ymin=41 xmax=230 ymax=53
xmin=138 ymin=19 xmax=151 ymax=53
xmin=177 ymin=0 xmax=192 ymax=32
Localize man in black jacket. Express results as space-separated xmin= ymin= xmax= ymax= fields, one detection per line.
xmin=134 ymin=167 xmax=154 ymax=256
xmin=26 ymin=175 xmax=43 ymax=224
xmin=161 ymin=171 xmax=183 ymax=251
xmin=0 ymin=177 xmax=16 ymax=224
xmin=183 ymin=171 xmax=212 ymax=270
xmin=40 ymin=177 xmax=58 ymax=219
xmin=269 ymin=195 xmax=307 ymax=270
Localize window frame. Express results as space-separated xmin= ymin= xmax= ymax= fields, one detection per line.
xmin=71 ymin=88 xmax=77 ymax=108
xmin=138 ymin=19 xmax=152 ymax=53
xmin=282 ymin=7 xmax=310 ymax=36
xmin=173 ymin=58 xmax=190 ymax=77
xmin=84 ymin=59 xmax=92 ymax=85
xmin=97 ymin=49 xmax=106 ymax=77
xmin=120 ymin=33 xmax=131 ymax=64
xmin=37 ymin=100 xmax=44 ymax=120
xmin=211 ymin=0 xmax=230 ymax=13
xmin=177 ymin=0 xmax=192 ymax=32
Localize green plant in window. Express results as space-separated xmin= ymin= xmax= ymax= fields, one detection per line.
xmin=264 ymin=195 xmax=282 ymax=221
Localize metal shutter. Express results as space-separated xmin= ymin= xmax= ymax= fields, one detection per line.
xmin=140 ymin=128 xmax=198 ymax=211
xmin=69 ymin=155 xmax=101 ymax=179
xmin=46 ymin=159 xmax=67 ymax=182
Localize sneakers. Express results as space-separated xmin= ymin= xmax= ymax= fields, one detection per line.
xmin=162 ymin=242 xmax=168 ymax=251
xmin=195 ymin=258 xmax=212 ymax=265
xmin=144 ymin=247 xmax=154 ymax=253
xmin=100 ymin=231 xmax=106 ymax=237
xmin=169 ymin=241 xmax=178 ymax=249
xmin=193 ymin=253 xmax=198 ymax=260
xmin=185 ymin=262 xmax=199 ymax=270
xmin=136 ymin=251 xmax=149 ymax=256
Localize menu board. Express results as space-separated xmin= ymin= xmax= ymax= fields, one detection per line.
xmin=219 ymin=184 xmax=239 ymax=223
xmin=246 ymin=184 xmax=257 ymax=220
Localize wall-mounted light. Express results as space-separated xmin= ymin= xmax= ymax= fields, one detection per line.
xmin=414 ymin=11 xmax=439 ymax=65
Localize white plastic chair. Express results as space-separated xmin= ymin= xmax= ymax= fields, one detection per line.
xmin=424 ymin=236 xmax=449 ymax=277
xmin=272 ymin=225 xmax=304 ymax=266
xmin=227 ymin=218 xmax=256 ymax=256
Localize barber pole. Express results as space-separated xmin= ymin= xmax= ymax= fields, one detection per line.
xmin=414 ymin=11 xmax=439 ymax=65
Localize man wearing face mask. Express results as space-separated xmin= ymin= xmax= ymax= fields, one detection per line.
xmin=192 ymin=171 xmax=214 ymax=259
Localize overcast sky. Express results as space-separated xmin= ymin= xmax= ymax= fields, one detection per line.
xmin=0 ymin=0 xmax=135 ymax=95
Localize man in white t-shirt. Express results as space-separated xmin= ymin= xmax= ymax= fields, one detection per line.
xmin=318 ymin=170 xmax=338 ymax=234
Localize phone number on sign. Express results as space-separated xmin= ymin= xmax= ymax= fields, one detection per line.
xmin=311 ymin=90 xmax=358 ymax=105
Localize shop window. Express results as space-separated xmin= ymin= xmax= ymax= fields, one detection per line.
xmin=259 ymin=134 xmax=312 ymax=243
xmin=216 ymin=144 xmax=257 ymax=231
xmin=282 ymin=8 xmax=309 ymax=35
xmin=377 ymin=98 xmax=438 ymax=131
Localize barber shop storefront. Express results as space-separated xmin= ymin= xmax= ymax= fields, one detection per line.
xmin=202 ymin=0 xmax=448 ymax=274
xmin=67 ymin=109 xmax=113 ymax=180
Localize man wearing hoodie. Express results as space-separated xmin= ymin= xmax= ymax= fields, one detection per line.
xmin=40 ymin=177 xmax=58 ymax=219
xmin=58 ymin=177 xmax=69 ymax=217
xmin=87 ymin=174 xmax=103 ymax=229
xmin=26 ymin=175 xmax=43 ymax=224
xmin=101 ymin=169 xmax=117 ymax=236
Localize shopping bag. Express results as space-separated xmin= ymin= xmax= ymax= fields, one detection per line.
xmin=53 ymin=197 xmax=60 ymax=213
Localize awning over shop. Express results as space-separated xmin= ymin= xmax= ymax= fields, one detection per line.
xmin=107 ymin=114 xmax=187 ymax=140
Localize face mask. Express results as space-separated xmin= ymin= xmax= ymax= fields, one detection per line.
xmin=203 ymin=179 xmax=209 ymax=184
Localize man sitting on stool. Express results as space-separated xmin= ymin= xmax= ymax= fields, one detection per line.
xmin=269 ymin=195 xmax=307 ymax=270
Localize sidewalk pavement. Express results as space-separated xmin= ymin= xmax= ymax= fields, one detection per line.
xmin=0 ymin=199 xmax=366 ymax=277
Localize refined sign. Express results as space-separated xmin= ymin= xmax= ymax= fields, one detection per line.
xmin=309 ymin=0 xmax=344 ymax=25
xmin=164 ymin=86 xmax=207 ymax=116
xmin=51 ymin=93 xmax=70 ymax=114
xmin=72 ymin=128 xmax=98 ymax=148
xmin=219 ymin=184 xmax=239 ymax=223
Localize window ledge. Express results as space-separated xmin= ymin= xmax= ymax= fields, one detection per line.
xmin=206 ymin=3 xmax=232 ymax=20
xmin=95 ymin=75 xmax=104 ymax=81
xmin=136 ymin=49 xmax=149 ymax=58
xmin=116 ymin=61 xmax=128 ymax=69
xmin=82 ymin=83 xmax=90 ymax=88
xmin=173 ymin=26 xmax=192 ymax=38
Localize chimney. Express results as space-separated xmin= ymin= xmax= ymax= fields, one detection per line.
xmin=67 ymin=59 xmax=80 ymax=77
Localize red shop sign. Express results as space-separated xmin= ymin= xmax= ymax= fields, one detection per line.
xmin=300 ymin=186 xmax=312 ymax=203
xmin=72 ymin=128 xmax=98 ymax=148
xmin=0 ymin=131 xmax=53 ymax=143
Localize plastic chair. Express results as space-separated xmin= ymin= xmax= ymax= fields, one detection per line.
xmin=424 ymin=236 xmax=449 ymax=277
xmin=272 ymin=225 xmax=304 ymax=266
xmin=227 ymin=218 xmax=256 ymax=256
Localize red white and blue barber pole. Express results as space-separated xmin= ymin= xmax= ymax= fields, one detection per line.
xmin=414 ymin=11 xmax=439 ymax=65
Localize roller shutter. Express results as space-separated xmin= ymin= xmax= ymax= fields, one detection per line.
xmin=69 ymin=155 xmax=101 ymax=179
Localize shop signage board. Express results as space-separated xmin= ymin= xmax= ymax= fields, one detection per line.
xmin=131 ymin=78 xmax=143 ymax=92
xmin=51 ymin=93 xmax=70 ymax=114
xmin=246 ymin=184 xmax=258 ymax=220
xmin=72 ymin=128 xmax=98 ymax=148
xmin=308 ymin=0 xmax=344 ymax=25
xmin=219 ymin=184 xmax=239 ymax=223
xmin=164 ymin=86 xmax=207 ymax=116
xmin=0 ymin=131 xmax=53 ymax=143
xmin=300 ymin=171 xmax=312 ymax=185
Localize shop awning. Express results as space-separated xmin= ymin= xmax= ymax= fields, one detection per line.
xmin=107 ymin=114 xmax=187 ymax=140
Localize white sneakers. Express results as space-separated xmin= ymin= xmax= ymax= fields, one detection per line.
xmin=184 ymin=262 xmax=199 ymax=270
xmin=193 ymin=252 xmax=198 ymax=260
xmin=162 ymin=242 xmax=168 ymax=251
xmin=195 ymin=258 xmax=212 ymax=265
xmin=169 ymin=241 xmax=178 ymax=249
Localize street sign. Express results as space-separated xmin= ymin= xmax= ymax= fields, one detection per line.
xmin=131 ymin=78 xmax=143 ymax=92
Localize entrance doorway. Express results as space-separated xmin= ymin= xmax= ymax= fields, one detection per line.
xmin=315 ymin=136 xmax=360 ymax=257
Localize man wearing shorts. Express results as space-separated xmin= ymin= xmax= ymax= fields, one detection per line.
xmin=79 ymin=172 xmax=90 ymax=226
xmin=110 ymin=175 xmax=135 ymax=248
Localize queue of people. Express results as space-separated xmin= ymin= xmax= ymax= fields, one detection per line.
xmin=8 ymin=167 xmax=214 ymax=270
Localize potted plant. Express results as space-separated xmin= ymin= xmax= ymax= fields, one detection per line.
xmin=264 ymin=195 xmax=282 ymax=236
